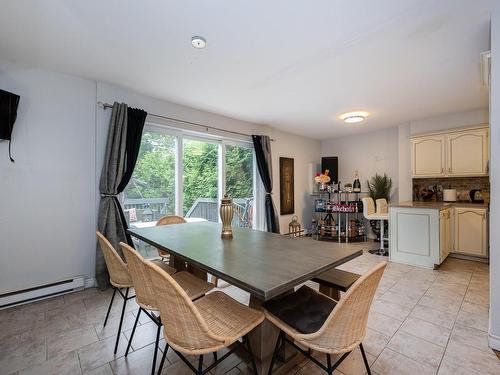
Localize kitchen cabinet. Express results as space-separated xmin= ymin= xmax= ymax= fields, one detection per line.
xmin=439 ymin=208 xmax=452 ymax=263
xmin=410 ymin=126 xmax=489 ymax=178
xmin=411 ymin=135 xmax=446 ymax=177
xmin=447 ymin=128 xmax=489 ymax=176
xmin=454 ymin=207 xmax=487 ymax=257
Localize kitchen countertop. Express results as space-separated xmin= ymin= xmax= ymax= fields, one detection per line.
xmin=389 ymin=201 xmax=489 ymax=210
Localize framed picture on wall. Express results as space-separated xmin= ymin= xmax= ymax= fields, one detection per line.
xmin=279 ymin=157 xmax=294 ymax=215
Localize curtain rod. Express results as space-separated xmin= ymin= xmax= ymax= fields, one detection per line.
xmin=97 ymin=101 xmax=274 ymax=141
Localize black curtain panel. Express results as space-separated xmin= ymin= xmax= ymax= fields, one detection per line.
xmin=96 ymin=102 xmax=147 ymax=289
xmin=252 ymin=135 xmax=280 ymax=233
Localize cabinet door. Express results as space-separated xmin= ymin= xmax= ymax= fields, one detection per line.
xmin=454 ymin=208 xmax=487 ymax=256
xmin=411 ymin=135 xmax=446 ymax=177
xmin=447 ymin=129 xmax=489 ymax=176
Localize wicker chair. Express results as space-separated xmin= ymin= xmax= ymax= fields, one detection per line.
xmin=96 ymin=231 xmax=136 ymax=354
xmin=121 ymin=242 xmax=214 ymax=375
xmin=265 ymin=262 xmax=387 ymax=375
xmin=145 ymin=259 xmax=265 ymax=375
xmin=155 ymin=215 xmax=186 ymax=269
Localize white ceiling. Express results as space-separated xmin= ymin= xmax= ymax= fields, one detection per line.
xmin=0 ymin=0 xmax=494 ymax=139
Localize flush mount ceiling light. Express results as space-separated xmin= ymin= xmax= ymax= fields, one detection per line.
xmin=191 ymin=36 xmax=207 ymax=49
xmin=340 ymin=111 xmax=369 ymax=124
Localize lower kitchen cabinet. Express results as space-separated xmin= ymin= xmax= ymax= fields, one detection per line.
xmin=454 ymin=207 xmax=488 ymax=257
xmin=439 ymin=208 xmax=453 ymax=263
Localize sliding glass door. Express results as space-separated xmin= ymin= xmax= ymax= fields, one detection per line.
xmin=183 ymin=138 xmax=219 ymax=222
xmin=124 ymin=125 xmax=259 ymax=230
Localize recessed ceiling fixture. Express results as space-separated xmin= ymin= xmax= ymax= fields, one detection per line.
xmin=191 ymin=36 xmax=206 ymax=49
xmin=340 ymin=111 xmax=369 ymax=124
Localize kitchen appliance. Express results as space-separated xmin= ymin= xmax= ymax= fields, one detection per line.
xmin=443 ymin=189 xmax=457 ymax=202
xmin=469 ymin=189 xmax=484 ymax=203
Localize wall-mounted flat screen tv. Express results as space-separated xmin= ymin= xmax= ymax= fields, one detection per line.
xmin=0 ymin=89 xmax=20 ymax=141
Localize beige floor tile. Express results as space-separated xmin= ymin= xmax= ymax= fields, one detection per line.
xmin=438 ymin=359 xmax=482 ymax=375
xmin=78 ymin=334 xmax=128 ymax=373
xmin=18 ymin=350 xmax=81 ymax=375
xmin=362 ymin=328 xmax=391 ymax=356
xmin=123 ymin=321 xmax=161 ymax=351
xmin=388 ymin=280 xmax=429 ymax=299
xmin=371 ymin=299 xmax=413 ymax=321
xmin=439 ymin=258 xmax=479 ymax=273
xmin=425 ymin=282 xmax=468 ymax=300
xmin=388 ymin=330 xmax=445 ymax=369
xmin=378 ymin=290 xmax=419 ymax=309
xmin=409 ymin=304 xmax=457 ymax=330
xmin=47 ymin=324 xmax=99 ymax=359
xmin=0 ymin=336 xmax=46 ymax=374
xmin=451 ymin=324 xmax=492 ymax=353
xmin=93 ymin=310 xmax=138 ymax=340
xmin=110 ymin=343 xmax=162 ymax=375
xmin=334 ymin=347 xmax=375 ymax=375
xmin=435 ymin=270 xmax=472 ymax=286
xmin=83 ymin=363 xmax=114 ymax=375
xmin=417 ymin=295 xmax=463 ymax=314
xmin=367 ymin=311 xmax=403 ymax=337
xmin=456 ymin=301 xmax=489 ymax=332
xmin=443 ymin=340 xmax=500 ymax=375
xmin=464 ymin=287 xmax=489 ymax=305
xmin=371 ymin=348 xmax=435 ymax=375
xmin=399 ymin=316 xmax=451 ymax=347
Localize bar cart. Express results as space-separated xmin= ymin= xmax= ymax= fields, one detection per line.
xmin=312 ymin=189 xmax=367 ymax=243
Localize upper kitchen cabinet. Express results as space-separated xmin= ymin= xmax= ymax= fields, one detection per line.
xmin=411 ymin=134 xmax=446 ymax=177
xmin=411 ymin=126 xmax=489 ymax=178
xmin=447 ymin=128 xmax=489 ymax=176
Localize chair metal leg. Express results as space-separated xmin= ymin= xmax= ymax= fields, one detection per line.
xmin=212 ymin=352 xmax=217 ymax=363
xmin=267 ymin=331 xmax=283 ymax=375
xmin=125 ymin=308 xmax=141 ymax=356
xmin=103 ymin=287 xmax=117 ymax=327
xmin=114 ymin=287 xmax=129 ymax=354
xmin=360 ymin=344 xmax=371 ymax=375
xmin=151 ymin=319 xmax=162 ymax=375
xmin=198 ymin=355 xmax=204 ymax=375
xmin=326 ymin=354 xmax=332 ymax=375
xmin=157 ymin=343 xmax=169 ymax=375
xmin=244 ymin=335 xmax=259 ymax=375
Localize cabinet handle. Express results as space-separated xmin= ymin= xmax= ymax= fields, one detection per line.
xmin=441 ymin=167 xmax=443 ymax=173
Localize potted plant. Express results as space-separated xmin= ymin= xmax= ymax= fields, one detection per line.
xmin=366 ymin=174 xmax=392 ymax=242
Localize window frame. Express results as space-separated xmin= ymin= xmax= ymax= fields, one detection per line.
xmin=131 ymin=122 xmax=263 ymax=229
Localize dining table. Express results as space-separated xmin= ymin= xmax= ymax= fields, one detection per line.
xmin=128 ymin=221 xmax=363 ymax=374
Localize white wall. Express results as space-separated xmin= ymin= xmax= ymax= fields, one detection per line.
xmin=321 ymin=127 xmax=399 ymax=201
xmin=0 ymin=61 xmax=96 ymax=294
xmin=489 ymin=10 xmax=500 ymax=351
xmin=265 ymin=127 xmax=321 ymax=232
xmin=0 ymin=61 xmax=319 ymax=293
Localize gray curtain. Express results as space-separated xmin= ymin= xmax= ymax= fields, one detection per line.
xmin=252 ymin=135 xmax=280 ymax=233
xmin=96 ymin=102 xmax=147 ymax=289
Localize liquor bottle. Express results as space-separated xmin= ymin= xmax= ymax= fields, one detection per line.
xmin=353 ymin=170 xmax=361 ymax=193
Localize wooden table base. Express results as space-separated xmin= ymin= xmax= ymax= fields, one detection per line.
xmin=248 ymin=294 xmax=300 ymax=374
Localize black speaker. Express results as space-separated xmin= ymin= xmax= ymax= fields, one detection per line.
xmin=321 ymin=157 xmax=338 ymax=184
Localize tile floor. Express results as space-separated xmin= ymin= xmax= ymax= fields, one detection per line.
xmin=0 ymin=244 xmax=498 ymax=375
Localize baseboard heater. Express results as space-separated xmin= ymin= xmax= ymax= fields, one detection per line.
xmin=0 ymin=276 xmax=85 ymax=309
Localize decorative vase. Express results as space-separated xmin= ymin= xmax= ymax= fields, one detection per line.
xmin=220 ymin=194 xmax=234 ymax=239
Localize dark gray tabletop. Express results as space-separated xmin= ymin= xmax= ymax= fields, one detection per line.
xmin=128 ymin=222 xmax=362 ymax=301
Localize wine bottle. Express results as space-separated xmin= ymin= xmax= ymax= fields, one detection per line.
xmin=353 ymin=170 xmax=361 ymax=193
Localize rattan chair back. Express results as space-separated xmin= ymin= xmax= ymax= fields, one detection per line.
xmin=121 ymin=242 xmax=158 ymax=310
xmin=145 ymin=260 xmax=222 ymax=353
xmin=302 ymin=261 xmax=387 ymax=353
xmin=96 ymin=231 xmax=132 ymax=287
xmin=156 ymin=215 xmax=187 ymax=226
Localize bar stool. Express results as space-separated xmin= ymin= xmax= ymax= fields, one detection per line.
xmin=361 ymin=197 xmax=389 ymax=256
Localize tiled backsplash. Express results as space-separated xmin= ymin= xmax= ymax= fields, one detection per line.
xmin=413 ymin=177 xmax=490 ymax=202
